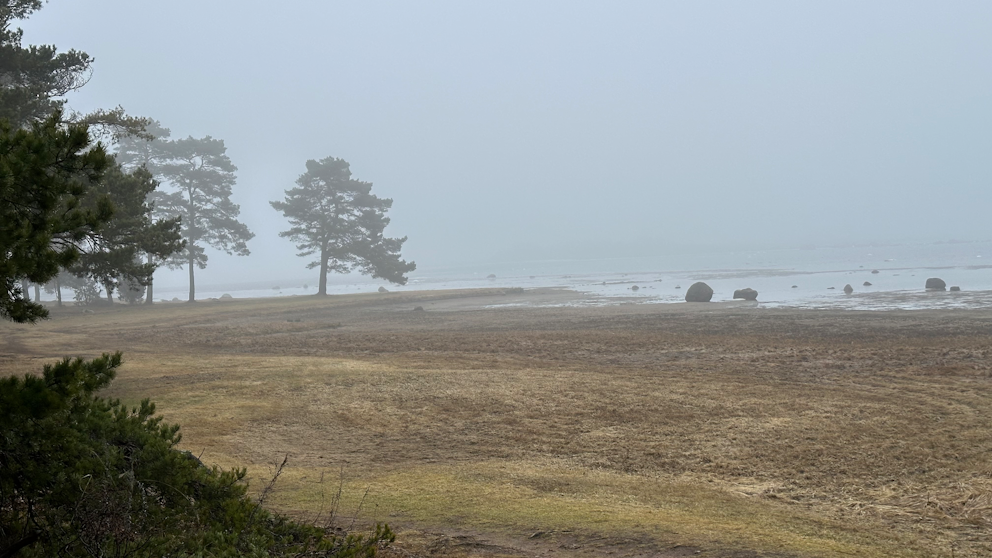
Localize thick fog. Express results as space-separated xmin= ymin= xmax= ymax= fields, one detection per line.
xmin=20 ymin=1 xmax=992 ymax=285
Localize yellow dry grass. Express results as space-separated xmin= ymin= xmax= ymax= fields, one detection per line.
xmin=3 ymin=289 xmax=992 ymax=557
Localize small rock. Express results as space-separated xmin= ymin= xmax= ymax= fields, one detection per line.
xmin=827 ymin=287 xmax=835 ymax=290
xmin=791 ymin=285 xmax=798 ymax=288
xmin=950 ymin=286 xmax=961 ymax=292
xmin=871 ymin=270 xmax=880 ymax=274
xmin=413 ymin=306 xmax=425 ymax=312
xmin=631 ymin=285 xmax=639 ymax=291
xmin=863 ymin=281 xmax=872 ymax=287
xmin=685 ymin=282 xmax=714 ymax=302
xmin=487 ymin=274 xmax=496 ymax=279
xmin=733 ymin=288 xmax=758 ymax=301
xmin=220 ymin=293 xmax=233 ymax=299
xmin=925 ymin=278 xmax=946 ymax=291
xmin=843 ymin=284 xmax=854 ymax=294
xmin=378 ymin=286 xmax=389 ymax=293
xmin=675 ymin=285 xmax=681 ymax=289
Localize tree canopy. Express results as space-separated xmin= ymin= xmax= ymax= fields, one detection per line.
xmin=154 ymin=135 xmax=254 ymax=301
xmin=0 ymin=112 xmax=113 ymax=322
xmin=0 ymin=1 xmax=91 ymax=127
xmin=271 ymin=157 xmax=415 ymax=295
xmin=69 ymin=164 xmax=184 ymax=303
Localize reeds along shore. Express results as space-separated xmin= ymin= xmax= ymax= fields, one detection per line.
xmin=4 ymin=288 xmax=992 ymax=558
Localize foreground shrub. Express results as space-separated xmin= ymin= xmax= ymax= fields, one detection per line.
xmin=0 ymin=353 xmax=393 ymax=557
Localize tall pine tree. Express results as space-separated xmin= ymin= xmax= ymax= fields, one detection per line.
xmin=115 ymin=120 xmax=176 ymax=303
xmin=69 ymin=165 xmax=184 ymax=303
xmin=270 ymin=157 xmax=414 ymax=295
xmin=157 ymin=136 xmax=253 ymax=301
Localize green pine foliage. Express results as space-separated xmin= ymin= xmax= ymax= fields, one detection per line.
xmin=0 ymin=1 xmax=92 ymax=127
xmin=0 ymin=354 xmax=395 ymax=557
xmin=69 ymin=164 xmax=184 ymax=304
xmin=0 ymin=112 xmax=113 ymax=322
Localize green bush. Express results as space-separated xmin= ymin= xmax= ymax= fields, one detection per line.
xmin=0 ymin=353 xmax=393 ymax=557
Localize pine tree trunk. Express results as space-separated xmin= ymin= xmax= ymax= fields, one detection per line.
xmin=145 ymin=253 xmax=154 ymax=304
xmin=33 ymin=284 xmax=40 ymax=302
xmin=21 ymin=280 xmax=30 ymax=302
xmin=105 ymin=282 xmax=114 ymax=305
xmin=186 ymin=187 xmax=196 ymax=302
xmin=55 ymin=276 xmax=62 ymax=307
xmin=188 ymin=253 xmax=196 ymax=302
xmin=318 ymin=259 xmax=328 ymax=295
xmin=318 ymin=244 xmax=328 ymax=296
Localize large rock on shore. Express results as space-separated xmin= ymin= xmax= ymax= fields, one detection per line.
xmin=685 ymin=282 xmax=713 ymax=302
xmin=925 ymin=278 xmax=946 ymax=291
xmin=733 ymin=288 xmax=758 ymax=301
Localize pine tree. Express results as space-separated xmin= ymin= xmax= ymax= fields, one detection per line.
xmin=0 ymin=112 xmax=113 ymax=322
xmin=115 ymin=120 xmax=176 ymax=303
xmin=0 ymin=353 xmax=395 ymax=557
xmin=270 ymin=157 xmax=415 ymax=295
xmin=157 ymin=136 xmax=253 ymax=301
xmin=69 ymin=165 xmax=184 ymax=304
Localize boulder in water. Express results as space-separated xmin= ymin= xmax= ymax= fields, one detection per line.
xmin=487 ymin=274 xmax=496 ymax=279
xmin=220 ymin=293 xmax=233 ymax=299
xmin=925 ymin=278 xmax=946 ymax=291
xmin=791 ymin=285 xmax=798 ymax=289
xmin=950 ymin=286 xmax=961 ymax=292
xmin=863 ymin=281 xmax=872 ymax=287
xmin=871 ymin=269 xmax=880 ymax=274
xmin=843 ymin=284 xmax=854 ymax=294
xmin=733 ymin=288 xmax=758 ymax=301
xmin=685 ymin=282 xmax=713 ymax=302
xmin=631 ymin=285 xmax=639 ymax=291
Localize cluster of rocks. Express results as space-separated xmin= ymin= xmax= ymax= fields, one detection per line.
xmin=678 ymin=276 xmax=965 ymax=304
xmin=678 ymin=282 xmax=759 ymax=303
xmin=926 ymin=278 xmax=963 ymax=292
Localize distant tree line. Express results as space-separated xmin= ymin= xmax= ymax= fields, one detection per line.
xmin=1 ymin=2 xmax=399 ymax=556
xmin=3 ymin=6 xmax=414 ymax=309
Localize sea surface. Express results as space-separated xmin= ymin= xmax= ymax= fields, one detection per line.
xmin=139 ymin=241 xmax=992 ymax=311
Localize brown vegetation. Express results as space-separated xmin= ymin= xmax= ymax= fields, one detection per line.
xmin=3 ymin=288 xmax=992 ymax=557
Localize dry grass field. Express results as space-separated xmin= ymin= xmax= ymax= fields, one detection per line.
xmin=3 ymin=288 xmax=992 ymax=557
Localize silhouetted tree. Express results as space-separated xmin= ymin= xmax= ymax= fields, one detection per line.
xmin=115 ymin=120 xmax=176 ymax=303
xmin=156 ymin=136 xmax=253 ymax=301
xmin=69 ymin=165 xmax=184 ymax=303
xmin=0 ymin=2 xmax=148 ymax=136
xmin=271 ymin=157 xmax=415 ymax=295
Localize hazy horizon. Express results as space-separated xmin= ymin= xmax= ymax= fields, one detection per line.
xmin=18 ymin=1 xmax=992 ymax=286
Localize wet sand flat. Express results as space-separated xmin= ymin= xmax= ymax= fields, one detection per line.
xmin=3 ymin=288 xmax=992 ymax=557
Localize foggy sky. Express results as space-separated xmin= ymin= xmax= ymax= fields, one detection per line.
xmin=19 ymin=1 xmax=992 ymax=285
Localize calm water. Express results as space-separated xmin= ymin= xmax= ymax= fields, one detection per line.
xmin=131 ymin=241 xmax=992 ymax=311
